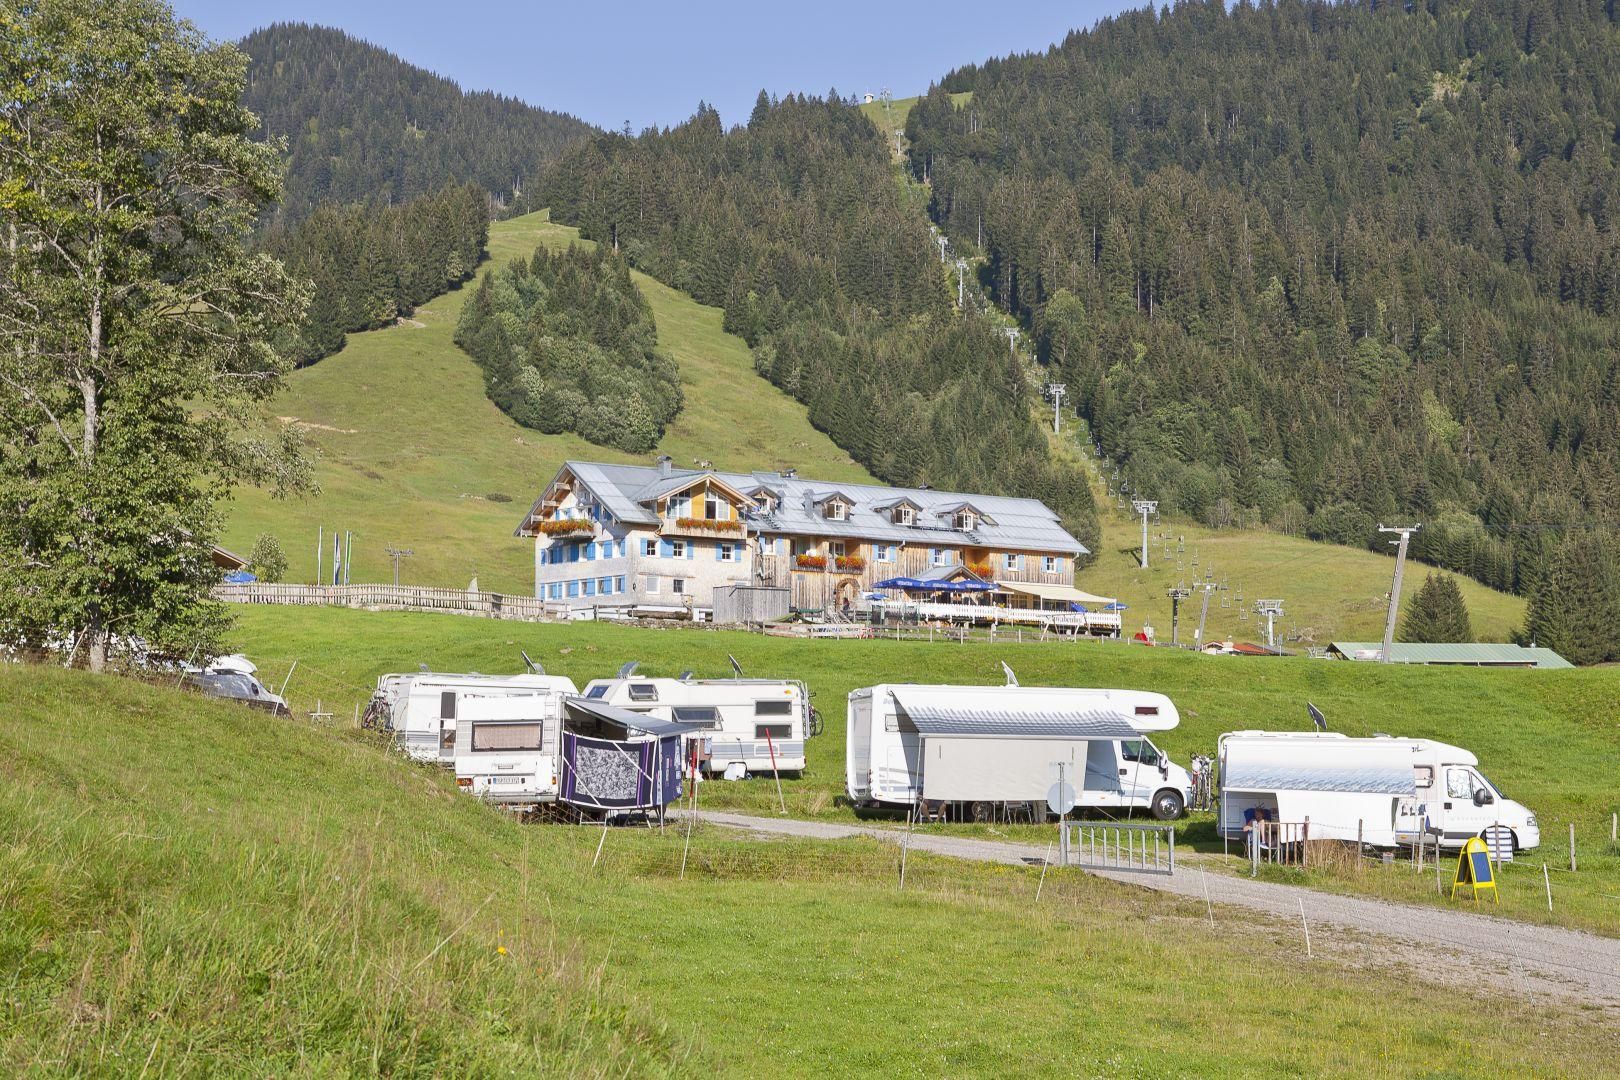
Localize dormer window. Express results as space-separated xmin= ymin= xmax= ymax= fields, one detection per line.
xmin=756 ymin=492 xmax=777 ymax=513
xmin=955 ymin=510 xmax=976 ymax=531
xmin=826 ymin=501 xmax=847 ymax=522
xmin=894 ymin=505 xmax=914 ymax=526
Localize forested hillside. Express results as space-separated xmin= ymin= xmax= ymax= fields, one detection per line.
xmin=907 ymin=0 xmax=1620 ymax=656
xmin=456 ymin=244 xmax=682 ymax=452
xmin=240 ymin=24 xmax=594 ymax=222
xmin=264 ymin=182 xmax=488 ymax=363
xmin=541 ymin=96 xmax=1099 ymax=548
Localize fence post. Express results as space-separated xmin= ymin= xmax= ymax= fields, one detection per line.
xmin=1168 ymin=828 xmax=1175 ymax=875
xmin=899 ymin=808 xmax=913 ymax=891
xmin=1569 ymin=822 xmax=1576 ymax=872
xmin=1302 ymin=817 xmax=1310 ymax=870
xmin=1357 ymin=819 xmax=1363 ymax=871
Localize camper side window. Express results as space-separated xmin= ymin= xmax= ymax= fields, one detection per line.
xmin=1446 ymin=769 xmax=1475 ymax=799
xmin=1120 ymin=740 xmax=1159 ymax=765
xmin=471 ymin=722 xmax=543 ymax=752
xmin=628 ymin=683 xmax=658 ymax=702
xmin=755 ymin=724 xmax=792 ymax=740
xmin=754 ymin=699 xmax=792 ymax=716
xmin=1413 ymin=766 xmax=1434 ymax=789
xmin=585 ymin=685 xmax=608 ymax=699
xmin=672 ymin=706 xmax=720 ymax=728
xmin=883 ymin=712 xmax=919 ymax=733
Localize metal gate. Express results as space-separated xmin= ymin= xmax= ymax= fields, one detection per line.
xmin=1058 ymin=821 xmax=1176 ymax=876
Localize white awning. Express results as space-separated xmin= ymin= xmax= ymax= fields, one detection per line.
xmin=996 ymin=581 xmax=1117 ymax=606
xmin=891 ymin=692 xmax=1140 ymax=740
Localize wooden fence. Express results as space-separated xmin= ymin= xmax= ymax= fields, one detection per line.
xmin=214 ymin=582 xmax=551 ymax=622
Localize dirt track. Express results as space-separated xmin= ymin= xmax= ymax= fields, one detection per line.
xmin=688 ymin=809 xmax=1620 ymax=1010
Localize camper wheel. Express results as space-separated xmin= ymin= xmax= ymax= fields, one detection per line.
xmin=1150 ymin=789 xmax=1185 ymax=821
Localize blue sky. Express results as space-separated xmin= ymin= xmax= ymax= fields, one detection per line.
xmin=172 ymin=0 xmax=1134 ymax=131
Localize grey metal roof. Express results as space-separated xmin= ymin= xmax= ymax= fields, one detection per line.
xmin=1222 ymin=764 xmax=1415 ymax=796
xmin=1329 ymin=642 xmax=1572 ymax=669
xmin=892 ymin=696 xmax=1140 ymax=740
xmin=525 ymin=461 xmax=1087 ymax=555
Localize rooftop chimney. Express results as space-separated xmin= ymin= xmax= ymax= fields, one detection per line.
xmin=657 ymin=454 xmax=672 ymax=477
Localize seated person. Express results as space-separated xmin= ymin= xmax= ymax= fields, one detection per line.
xmin=1242 ymin=805 xmax=1274 ymax=846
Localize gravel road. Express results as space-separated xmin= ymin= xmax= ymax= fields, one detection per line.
xmin=687 ymin=809 xmax=1620 ymax=1010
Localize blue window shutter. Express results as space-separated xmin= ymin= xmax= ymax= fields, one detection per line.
xmin=585 ymin=544 xmax=595 ymax=561
xmin=567 ymin=581 xmax=579 ymax=598
xmin=715 ymin=543 xmax=724 ymax=562
xmin=660 ymin=539 xmax=672 ymax=558
xmin=687 ymin=542 xmax=695 ymax=561
xmin=617 ymin=540 xmax=626 ymax=557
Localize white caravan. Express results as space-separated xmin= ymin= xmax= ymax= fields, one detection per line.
xmin=579 ymin=675 xmax=815 ymax=775
xmin=453 ymin=694 xmax=567 ymax=807
xmin=1217 ymin=731 xmax=1540 ymax=852
xmin=368 ymin=672 xmax=579 ymax=765
xmin=846 ymin=684 xmax=1192 ymax=820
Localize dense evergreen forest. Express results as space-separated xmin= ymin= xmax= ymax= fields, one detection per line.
xmin=906 ymin=0 xmax=1620 ymax=656
xmin=455 ymin=245 xmax=682 ymax=453
xmin=240 ymin=24 xmax=594 ymax=223
xmin=540 ymin=95 xmax=1100 ymax=549
xmin=264 ymin=183 xmax=488 ymax=363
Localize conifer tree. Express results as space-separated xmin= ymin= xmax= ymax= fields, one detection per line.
xmin=1400 ymin=574 xmax=1474 ymax=644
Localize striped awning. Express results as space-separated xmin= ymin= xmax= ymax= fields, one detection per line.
xmin=892 ymin=693 xmax=1139 ymax=740
xmin=1222 ymin=765 xmax=1415 ymax=795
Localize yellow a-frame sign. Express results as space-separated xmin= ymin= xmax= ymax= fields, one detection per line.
xmin=1450 ymin=837 xmax=1499 ymax=903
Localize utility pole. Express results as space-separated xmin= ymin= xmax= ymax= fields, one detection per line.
xmin=936 ymin=235 xmax=948 ymax=262
xmin=1255 ymin=600 xmax=1285 ymax=651
xmin=1003 ymin=327 xmax=1019 ymax=354
xmin=1167 ymin=584 xmax=1190 ymax=646
xmin=385 ymin=544 xmax=415 ymax=588
xmin=1194 ymin=580 xmax=1218 ymax=647
xmin=955 ymin=258 xmax=969 ymax=310
xmin=1044 ymin=382 xmax=1066 ymax=434
xmin=1377 ymin=524 xmax=1421 ymax=662
xmin=1131 ymin=500 xmax=1157 ymax=569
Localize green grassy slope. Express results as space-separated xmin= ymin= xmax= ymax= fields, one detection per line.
xmin=857 ymin=91 xmax=971 ymax=154
xmin=230 ymin=605 xmax=1619 ymax=935
xmin=223 ymin=212 xmax=870 ymax=593
xmin=5 ymin=663 xmax=1617 ymax=1075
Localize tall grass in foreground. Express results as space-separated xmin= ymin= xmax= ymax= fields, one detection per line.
xmin=0 ymin=667 xmax=691 ymax=1076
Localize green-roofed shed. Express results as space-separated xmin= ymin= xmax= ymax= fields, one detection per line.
xmin=1326 ymin=642 xmax=1572 ymax=669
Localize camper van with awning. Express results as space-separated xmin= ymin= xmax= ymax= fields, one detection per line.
xmin=578 ymin=673 xmax=816 ymax=776
xmin=846 ymin=684 xmax=1191 ymax=820
xmin=1217 ymin=731 xmax=1540 ymax=851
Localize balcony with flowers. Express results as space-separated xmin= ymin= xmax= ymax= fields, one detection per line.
xmin=660 ymin=515 xmax=747 ymax=538
xmin=834 ymin=555 xmax=866 ymax=573
xmin=794 ymin=553 xmax=828 ymax=570
xmin=534 ymin=517 xmax=597 ymax=538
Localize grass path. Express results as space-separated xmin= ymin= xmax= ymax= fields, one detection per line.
xmin=223 ymin=212 xmax=868 ymax=593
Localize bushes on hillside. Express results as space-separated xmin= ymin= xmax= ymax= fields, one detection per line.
xmin=454 ymin=244 xmax=680 ymax=453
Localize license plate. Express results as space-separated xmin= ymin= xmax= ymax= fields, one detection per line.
xmin=489 ymin=776 xmax=525 ymax=785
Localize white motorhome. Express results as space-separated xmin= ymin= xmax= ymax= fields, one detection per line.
xmin=846 ymin=684 xmax=1192 ymax=820
xmin=1217 ymin=731 xmax=1540 ymax=852
xmin=579 ymin=675 xmax=816 ymax=776
xmin=453 ymin=694 xmax=566 ymax=807
xmin=368 ymin=672 xmax=579 ymax=765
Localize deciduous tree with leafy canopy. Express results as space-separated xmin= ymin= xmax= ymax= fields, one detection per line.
xmin=0 ymin=0 xmax=312 ymax=671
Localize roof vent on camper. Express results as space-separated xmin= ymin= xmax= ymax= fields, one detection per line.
xmin=656 ymin=455 xmax=672 ymax=477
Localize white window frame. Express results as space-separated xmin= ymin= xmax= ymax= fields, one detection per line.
xmin=829 ymin=540 xmax=847 ymax=558
xmin=826 ymin=500 xmax=847 ymax=521
xmin=644 ymin=575 xmax=660 ymax=595
xmin=1043 ymin=555 xmax=1059 ymax=573
xmin=672 ymin=578 xmax=686 ymax=595
xmin=896 ymin=505 xmax=914 ymax=526
xmin=875 ymin=544 xmax=894 ymax=563
xmin=704 ymin=493 xmax=723 ymax=520
xmin=931 ymin=548 xmax=950 ymax=567
xmin=719 ymin=543 xmax=736 ymax=562
xmin=670 ymin=539 xmax=686 ymax=558
xmin=643 ymin=538 xmax=658 ymax=557
xmin=1003 ymin=552 xmax=1021 ymax=571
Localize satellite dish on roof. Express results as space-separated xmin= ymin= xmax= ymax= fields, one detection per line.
xmin=1001 ymin=661 xmax=1019 ymax=687
xmin=617 ymin=661 xmax=640 ymax=678
xmin=521 ymin=649 xmax=544 ymax=675
xmin=1047 ymin=781 xmax=1077 ymax=816
xmin=1307 ymin=702 xmax=1327 ymax=732
xmin=678 ymin=670 xmax=693 ymax=681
